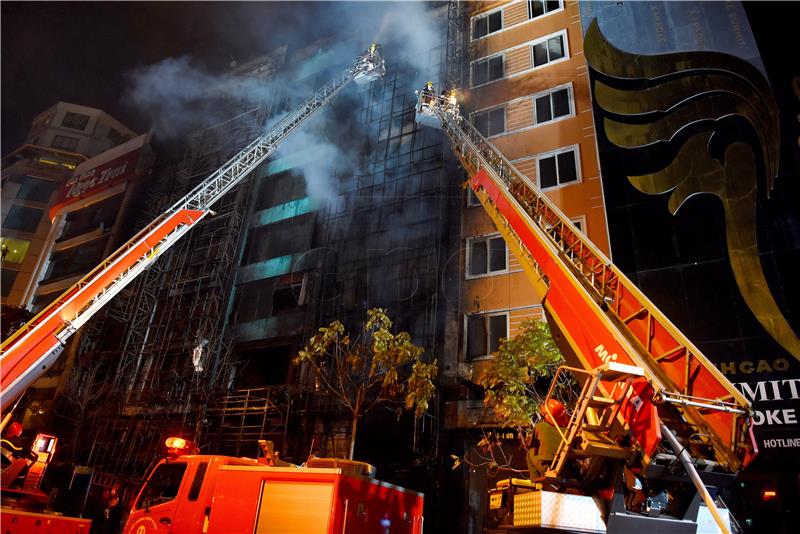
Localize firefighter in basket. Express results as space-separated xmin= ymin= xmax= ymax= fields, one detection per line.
xmin=526 ymin=399 xmax=569 ymax=479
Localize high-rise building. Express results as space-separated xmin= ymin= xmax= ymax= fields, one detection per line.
xmin=439 ymin=2 xmax=611 ymax=529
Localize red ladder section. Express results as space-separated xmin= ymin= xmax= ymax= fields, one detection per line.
xmin=438 ymin=108 xmax=756 ymax=471
xmin=0 ymin=209 xmax=206 ymax=408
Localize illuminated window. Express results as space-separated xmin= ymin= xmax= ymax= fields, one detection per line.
xmin=472 ymin=107 xmax=505 ymax=137
xmin=529 ymin=0 xmax=562 ymax=20
xmin=61 ymin=112 xmax=90 ymax=131
xmin=537 ymin=147 xmax=579 ymax=189
xmin=0 ymin=237 xmax=31 ymax=264
xmin=473 ymin=10 xmax=502 ymax=39
xmin=532 ymin=32 xmax=567 ymax=68
xmin=3 ymin=205 xmax=43 ymax=233
xmin=466 ymin=312 xmax=508 ymax=360
xmin=471 ymin=55 xmax=504 ymax=87
xmin=534 ymin=85 xmax=573 ymax=124
xmin=51 ymin=135 xmax=79 ymax=152
xmin=467 ymin=234 xmax=507 ymax=277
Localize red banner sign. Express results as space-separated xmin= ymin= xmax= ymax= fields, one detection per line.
xmin=50 ymin=133 xmax=150 ymax=219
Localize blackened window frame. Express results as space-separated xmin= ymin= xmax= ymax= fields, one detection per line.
xmin=465 ymin=312 xmax=509 ymax=361
xmin=466 ymin=233 xmax=508 ymax=278
xmin=471 ymin=55 xmax=505 ymax=87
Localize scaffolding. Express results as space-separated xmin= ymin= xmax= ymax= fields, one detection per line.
xmin=204 ymin=385 xmax=291 ymax=458
xmin=64 ymin=56 xmax=286 ymax=478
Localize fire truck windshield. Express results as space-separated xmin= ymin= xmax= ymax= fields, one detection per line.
xmin=135 ymin=462 xmax=187 ymax=509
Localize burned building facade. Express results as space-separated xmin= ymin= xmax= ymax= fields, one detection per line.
xmin=51 ymin=10 xmax=461 ymax=528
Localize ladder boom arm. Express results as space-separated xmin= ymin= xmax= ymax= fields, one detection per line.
xmin=421 ymin=93 xmax=755 ymax=471
xmin=0 ymin=46 xmax=385 ymax=412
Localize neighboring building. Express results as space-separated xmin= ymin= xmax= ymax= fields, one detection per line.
xmin=26 ymin=133 xmax=156 ymax=310
xmin=1 ymin=102 xmax=136 ymax=307
xmin=578 ymin=1 xmax=799 ymax=531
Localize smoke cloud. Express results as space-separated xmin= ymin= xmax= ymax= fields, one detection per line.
xmin=123 ymin=2 xmax=447 ymax=203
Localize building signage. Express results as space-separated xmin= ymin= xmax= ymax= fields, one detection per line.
xmin=50 ymin=132 xmax=151 ymax=218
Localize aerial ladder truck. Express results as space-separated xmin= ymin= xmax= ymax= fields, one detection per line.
xmin=0 ymin=46 xmax=424 ymax=534
xmin=416 ymin=89 xmax=756 ymax=533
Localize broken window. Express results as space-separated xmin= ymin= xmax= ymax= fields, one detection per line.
xmin=467 ymin=234 xmax=507 ymax=277
xmin=466 ymin=313 xmax=508 ymax=360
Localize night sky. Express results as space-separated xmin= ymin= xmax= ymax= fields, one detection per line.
xmin=1 ymin=1 xmax=330 ymax=155
xmin=0 ymin=2 xmax=789 ymax=160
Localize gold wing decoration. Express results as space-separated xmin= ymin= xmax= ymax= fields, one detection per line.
xmin=584 ymin=20 xmax=799 ymax=361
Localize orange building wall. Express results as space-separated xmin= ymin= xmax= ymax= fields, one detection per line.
xmin=459 ymin=0 xmax=609 ymax=358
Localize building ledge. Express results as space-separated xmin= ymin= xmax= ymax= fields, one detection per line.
xmin=53 ymin=227 xmax=107 ymax=251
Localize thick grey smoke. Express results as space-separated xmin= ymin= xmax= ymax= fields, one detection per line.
xmin=273 ymin=112 xmax=361 ymax=210
xmin=123 ymin=2 xmax=446 ymax=202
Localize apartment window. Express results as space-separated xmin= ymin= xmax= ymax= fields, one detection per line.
xmin=467 ymin=234 xmax=507 ymax=277
xmin=3 ymin=205 xmax=43 ymax=233
xmin=473 ymin=107 xmax=505 ymax=138
xmin=467 ymin=187 xmax=481 ymax=207
xmin=51 ymin=135 xmax=79 ymax=152
xmin=472 ymin=55 xmax=504 ymax=86
xmin=1 ymin=237 xmax=31 ymax=264
xmin=61 ymin=112 xmax=90 ymax=131
xmin=45 ymin=235 xmax=110 ymax=281
xmin=538 ymin=147 xmax=579 ymax=189
xmin=529 ymin=0 xmax=562 ymax=19
xmin=107 ymin=127 xmax=130 ymax=146
xmin=534 ymin=86 xmax=572 ymax=124
xmin=466 ymin=312 xmax=508 ymax=360
xmin=14 ymin=176 xmax=58 ymax=203
xmin=473 ymin=10 xmax=502 ymax=39
xmin=532 ymin=33 xmax=566 ymax=68
xmin=1 ymin=269 xmax=18 ymax=297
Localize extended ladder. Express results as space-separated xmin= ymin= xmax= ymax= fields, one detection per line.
xmin=417 ymin=93 xmax=754 ymax=473
xmin=0 ymin=46 xmax=386 ymax=412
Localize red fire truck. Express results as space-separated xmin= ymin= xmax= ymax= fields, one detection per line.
xmin=122 ymin=438 xmax=424 ymax=534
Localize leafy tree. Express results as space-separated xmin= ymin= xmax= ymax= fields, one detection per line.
xmin=295 ymin=308 xmax=437 ymax=459
xmin=477 ymin=318 xmax=565 ymax=428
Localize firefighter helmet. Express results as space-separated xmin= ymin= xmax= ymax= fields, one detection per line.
xmin=540 ymin=399 xmax=568 ymax=427
xmin=3 ymin=422 xmax=23 ymax=439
